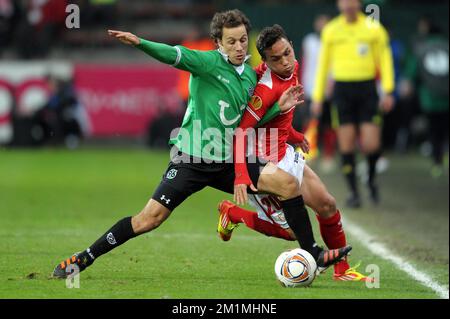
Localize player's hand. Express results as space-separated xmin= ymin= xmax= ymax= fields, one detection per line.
xmin=380 ymin=94 xmax=395 ymax=113
xmin=234 ymin=183 xmax=257 ymax=205
xmin=298 ymin=138 xmax=310 ymax=154
xmin=278 ymin=84 xmax=304 ymax=112
xmin=108 ymin=30 xmax=141 ymax=46
xmin=311 ymin=101 xmax=323 ymax=117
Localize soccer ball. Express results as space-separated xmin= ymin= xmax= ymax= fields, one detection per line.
xmin=274 ymin=248 xmax=317 ymax=287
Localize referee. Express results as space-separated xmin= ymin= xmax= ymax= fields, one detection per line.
xmin=311 ymin=0 xmax=395 ymax=208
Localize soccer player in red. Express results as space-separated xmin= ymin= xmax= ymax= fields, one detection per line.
xmin=218 ymin=24 xmax=371 ymax=281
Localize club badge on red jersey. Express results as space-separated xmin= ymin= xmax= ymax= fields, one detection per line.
xmin=249 ymin=95 xmax=263 ymax=111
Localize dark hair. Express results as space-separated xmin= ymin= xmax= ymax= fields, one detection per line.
xmin=210 ymin=9 xmax=251 ymax=42
xmin=256 ymin=24 xmax=290 ymax=59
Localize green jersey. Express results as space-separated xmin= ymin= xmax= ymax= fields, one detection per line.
xmin=136 ymin=40 xmax=280 ymax=161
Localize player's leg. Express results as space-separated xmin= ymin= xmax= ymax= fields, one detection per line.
xmin=52 ymin=158 xmax=202 ymax=279
xmin=88 ymin=198 xmax=172 ymax=256
xmin=217 ymin=199 xmax=295 ymax=241
xmin=334 ymin=81 xmax=361 ymax=208
xmin=256 ymin=163 xmax=322 ymax=257
xmin=256 ymin=162 xmax=300 ymax=200
xmin=358 ymin=80 xmax=382 ymax=204
xmin=211 ymin=163 xmax=296 ymax=241
xmin=299 ymin=165 xmax=349 ymax=274
xmin=212 ymin=158 xmax=351 ymax=269
xmin=337 ymin=123 xmax=360 ymax=207
xmin=52 ymin=197 xmax=172 ymax=279
xmin=299 ymin=165 xmax=372 ymax=281
xmin=255 ymin=156 xmax=351 ymax=268
xmin=132 ymin=199 xmax=171 ymax=233
xmin=360 ymin=122 xmax=382 ymax=204
xmin=52 ymin=189 xmax=180 ymax=279
xmin=300 ymin=165 xmax=337 ymax=219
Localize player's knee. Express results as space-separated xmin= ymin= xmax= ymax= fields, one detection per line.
xmin=317 ymin=193 xmax=336 ymax=217
xmin=326 ymin=194 xmax=337 ymax=213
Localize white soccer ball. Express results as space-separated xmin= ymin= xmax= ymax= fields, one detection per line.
xmin=274 ymin=248 xmax=317 ymax=287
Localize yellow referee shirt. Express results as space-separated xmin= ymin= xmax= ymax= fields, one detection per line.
xmin=312 ymin=12 xmax=395 ymax=103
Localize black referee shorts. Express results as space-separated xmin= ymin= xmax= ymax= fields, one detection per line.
xmin=333 ymin=79 xmax=381 ymax=126
xmin=152 ymin=151 xmax=256 ymax=211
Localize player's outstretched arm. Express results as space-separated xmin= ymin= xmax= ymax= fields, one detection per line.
xmin=108 ymin=30 xmax=214 ymax=75
xmin=108 ymin=29 xmax=179 ymax=66
xmin=108 ymin=30 xmax=141 ymax=45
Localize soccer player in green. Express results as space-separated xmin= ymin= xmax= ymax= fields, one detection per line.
xmin=53 ymin=9 xmax=350 ymax=279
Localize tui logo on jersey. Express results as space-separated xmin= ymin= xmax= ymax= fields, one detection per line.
xmin=249 ymin=95 xmax=263 ymax=111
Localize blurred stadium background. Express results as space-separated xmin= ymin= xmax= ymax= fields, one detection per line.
xmin=0 ymin=0 xmax=448 ymax=152
xmin=0 ymin=0 xmax=448 ymax=299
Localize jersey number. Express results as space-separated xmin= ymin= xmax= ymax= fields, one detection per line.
xmin=260 ymin=195 xmax=282 ymax=217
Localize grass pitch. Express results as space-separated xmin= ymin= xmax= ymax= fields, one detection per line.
xmin=0 ymin=148 xmax=448 ymax=298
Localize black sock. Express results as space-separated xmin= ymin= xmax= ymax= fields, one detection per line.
xmin=281 ymin=196 xmax=321 ymax=260
xmin=367 ymin=151 xmax=381 ymax=187
xmin=341 ymin=153 xmax=358 ymax=195
xmin=86 ymin=216 xmax=137 ymax=261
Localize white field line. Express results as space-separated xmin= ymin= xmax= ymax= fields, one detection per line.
xmin=343 ymin=219 xmax=449 ymax=299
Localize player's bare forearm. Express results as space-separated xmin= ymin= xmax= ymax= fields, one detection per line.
xmin=108 ymin=30 xmax=141 ymax=46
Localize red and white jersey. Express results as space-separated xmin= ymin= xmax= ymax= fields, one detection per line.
xmin=238 ymin=61 xmax=303 ymax=162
